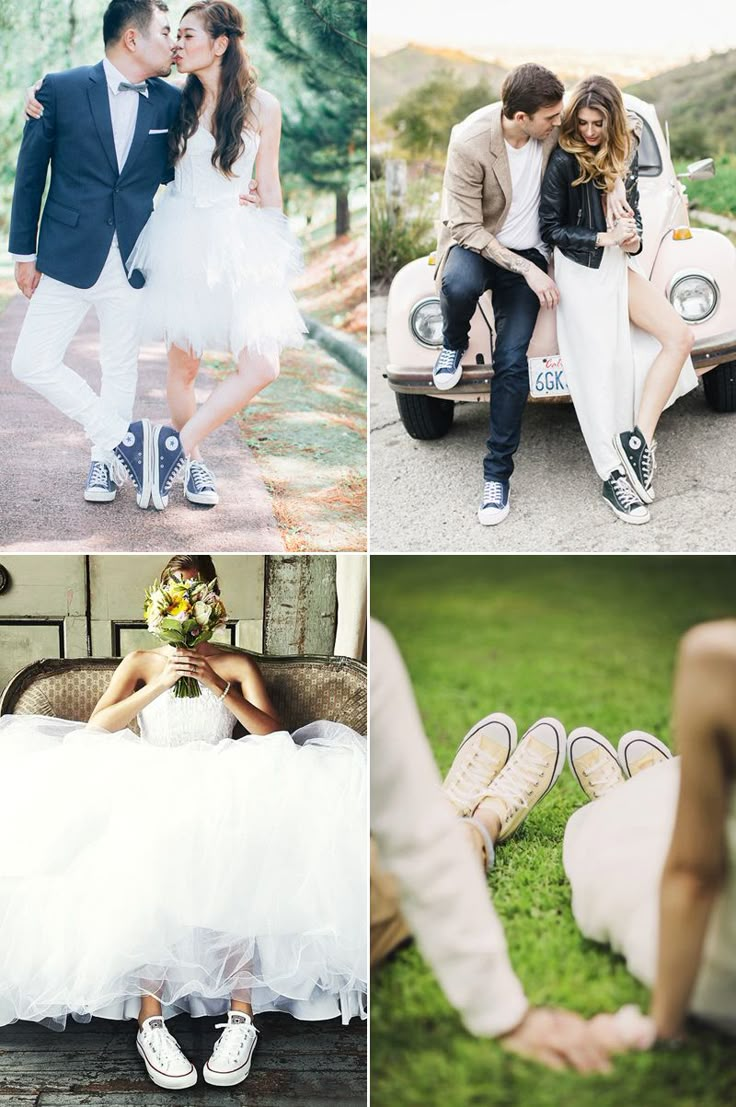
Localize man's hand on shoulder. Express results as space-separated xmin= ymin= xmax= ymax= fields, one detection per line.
xmin=15 ymin=261 xmax=41 ymax=299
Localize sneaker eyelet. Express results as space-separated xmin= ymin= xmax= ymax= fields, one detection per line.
xmin=123 ymin=432 xmax=135 ymax=447
xmin=165 ymin=436 xmax=178 ymax=451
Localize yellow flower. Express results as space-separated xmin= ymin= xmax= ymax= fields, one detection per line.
xmin=169 ymin=599 xmax=190 ymax=617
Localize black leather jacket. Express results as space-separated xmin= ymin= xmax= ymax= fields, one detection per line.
xmin=539 ymin=146 xmax=643 ymax=268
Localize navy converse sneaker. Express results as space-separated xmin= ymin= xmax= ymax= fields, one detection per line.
xmin=151 ymin=424 xmax=186 ymax=510
xmin=84 ymin=460 xmax=118 ymax=503
xmin=113 ymin=420 xmax=152 ymax=508
xmin=614 ymin=426 xmax=656 ymax=503
xmin=432 ymin=346 xmax=465 ymax=391
xmin=478 ymin=479 xmax=510 ymax=526
xmin=184 ymin=459 xmax=219 ymax=506
xmin=602 ymin=469 xmax=649 ymax=524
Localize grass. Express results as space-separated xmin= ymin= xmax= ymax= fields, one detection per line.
xmin=371 ymin=554 xmax=736 ymax=1107
xmin=681 ymin=155 xmax=736 ymax=219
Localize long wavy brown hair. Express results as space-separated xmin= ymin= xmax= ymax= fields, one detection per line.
xmin=558 ymin=76 xmax=631 ymax=192
xmin=168 ymin=1 xmax=258 ymax=177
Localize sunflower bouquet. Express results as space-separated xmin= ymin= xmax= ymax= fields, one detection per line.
xmin=143 ymin=575 xmax=227 ymax=697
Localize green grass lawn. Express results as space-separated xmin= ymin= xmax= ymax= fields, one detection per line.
xmin=679 ymin=155 xmax=736 ymax=219
xmin=371 ymin=555 xmax=736 ymax=1107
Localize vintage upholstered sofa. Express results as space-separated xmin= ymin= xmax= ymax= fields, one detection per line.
xmin=0 ymin=652 xmax=367 ymax=736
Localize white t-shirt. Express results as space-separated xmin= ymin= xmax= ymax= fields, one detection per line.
xmin=496 ymin=138 xmax=547 ymax=256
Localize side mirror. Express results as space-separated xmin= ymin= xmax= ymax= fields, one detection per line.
xmin=679 ymin=158 xmax=715 ymax=181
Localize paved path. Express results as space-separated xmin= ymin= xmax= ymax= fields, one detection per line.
xmin=370 ymin=295 xmax=736 ymax=553
xmin=0 ymin=295 xmax=284 ymax=552
xmin=0 ymin=1013 xmax=366 ymax=1105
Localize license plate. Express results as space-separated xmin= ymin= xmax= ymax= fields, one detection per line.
xmin=528 ymin=355 xmax=569 ymax=397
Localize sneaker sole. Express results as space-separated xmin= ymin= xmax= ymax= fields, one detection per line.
xmin=613 ymin=437 xmax=655 ymax=504
xmin=136 ymin=1041 xmax=197 ymax=1089
xmin=151 ymin=428 xmax=183 ymax=512
xmin=185 ymin=489 xmax=220 ymax=506
xmin=568 ymin=728 xmax=621 ymax=799
xmin=617 ymin=731 xmax=672 ymax=777
xmin=84 ymin=489 xmax=116 ymax=502
xmin=136 ymin=420 xmax=153 ymax=510
xmin=203 ymin=1057 xmax=253 ymax=1087
xmin=433 ymin=370 xmax=463 ymax=392
xmin=478 ymin=500 xmax=510 ymax=526
xmin=602 ymin=495 xmax=649 ymax=525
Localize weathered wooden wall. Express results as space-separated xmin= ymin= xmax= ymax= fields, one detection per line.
xmin=263 ymin=556 xmax=338 ymax=656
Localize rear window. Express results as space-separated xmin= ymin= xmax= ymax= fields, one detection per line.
xmin=633 ymin=114 xmax=662 ymax=177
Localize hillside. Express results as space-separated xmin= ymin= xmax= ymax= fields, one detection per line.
xmin=371 ymin=44 xmax=508 ymax=114
xmin=625 ymin=49 xmax=736 ymax=152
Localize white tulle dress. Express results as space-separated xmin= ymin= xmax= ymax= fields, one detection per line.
xmin=0 ymin=688 xmax=366 ymax=1030
xmin=127 ymin=126 xmax=308 ymax=358
xmin=564 ymin=757 xmax=736 ymax=1034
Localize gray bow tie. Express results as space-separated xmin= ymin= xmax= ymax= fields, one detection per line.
xmin=118 ymin=80 xmax=148 ymax=94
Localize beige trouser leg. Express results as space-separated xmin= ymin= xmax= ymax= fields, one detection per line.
xmin=370 ymin=839 xmax=411 ymax=967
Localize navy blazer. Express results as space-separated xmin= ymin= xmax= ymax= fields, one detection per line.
xmin=8 ymin=62 xmax=181 ymax=289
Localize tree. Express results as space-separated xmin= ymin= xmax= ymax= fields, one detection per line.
xmin=253 ymin=0 xmax=366 ymax=236
xmin=387 ymin=73 xmax=497 ymax=162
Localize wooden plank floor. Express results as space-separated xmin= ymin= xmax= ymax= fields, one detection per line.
xmin=0 ymin=1013 xmax=366 ymax=1106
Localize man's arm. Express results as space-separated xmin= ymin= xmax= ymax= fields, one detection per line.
xmin=9 ymin=77 xmax=56 ymax=259
xmin=442 ymin=139 xmax=559 ymax=307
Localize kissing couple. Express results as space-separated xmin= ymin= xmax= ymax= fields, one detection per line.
xmin=9 ymin=0 xmax=306 ymax=511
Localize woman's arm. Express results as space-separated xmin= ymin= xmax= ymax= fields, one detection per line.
xmin=172 ymin=650 xmax=283 ymax=734
xmin=650 ymin=622 xmax=734 ymax=1038
xmin=87 ymin=652 xmax=179 ymax=732
xmin=252 ymin=88 xmax=283 ymax=210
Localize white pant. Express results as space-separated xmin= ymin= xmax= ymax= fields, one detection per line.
xmin=11 ymin=243 xmax=141 ymax=457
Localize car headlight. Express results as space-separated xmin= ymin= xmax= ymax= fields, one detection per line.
xmin=668 ymin=270 xmax=719 ymax=323
xmin=410 ymin=298 xmax=443 ymax=347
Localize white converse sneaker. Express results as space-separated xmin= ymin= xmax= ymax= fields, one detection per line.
xmin=618 ymin=730 xmax=672 ymax=778
xmin=203 ymin=1010 xmax=259 ymax=1087
xmin=474 ymin=718 xmax=565 ymax=842
xmin=568 ymin=728 xmax=625 ymax=800
xmin=442 ymin=713 xmax=517 ymax=816
xmin=136 ymin=1016 xmax=197 ymax=1090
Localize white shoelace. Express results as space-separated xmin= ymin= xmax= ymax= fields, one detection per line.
xmin=88 ymin=461 xmax=110 ymax=489
xmin=611 ymin=474 xmax=640 ymax=509
xmin=145 ymin=1022 xmax=187 ymax=1067
xmin=582 ymin=755 xmax=622 ymax=794
xmin=435 ymin=348 xmax=459 ymax=373
xmin=640 ymin=439 xmax=657 ymax=486
xmin=481 ymin=481 xmax=504 ymax=506
xmin=211 ymin=1018 xmax=258 ymax=1066
xmin=188 ymin=460 xmax=216 ymax=491
xmin=446 ymin=744 xmax=499 ymax=808
xmin=483 ymin=746 xmax=548 ymax=817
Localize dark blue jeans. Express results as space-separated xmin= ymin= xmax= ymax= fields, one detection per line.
xmin=440 ymin=244 xmax=547 ymax=482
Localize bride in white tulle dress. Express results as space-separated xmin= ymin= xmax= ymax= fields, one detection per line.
xmin=0 ymin=555 xmax=366 ymax=1091
xmin=127 ymin=1 xmax=307 ymax=507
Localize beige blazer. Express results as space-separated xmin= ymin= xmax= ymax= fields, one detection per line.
xmin=435 ymin=101 xmax=559 ymax=286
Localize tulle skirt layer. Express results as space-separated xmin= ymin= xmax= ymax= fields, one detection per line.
xmin=127 ymin=190 xmax=308 ymax=358
xmin=0 ymin=716 xmax=366 ymax=1029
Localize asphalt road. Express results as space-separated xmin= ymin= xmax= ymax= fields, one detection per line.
xmin=370 ymin=295 xmax=736 ymax=553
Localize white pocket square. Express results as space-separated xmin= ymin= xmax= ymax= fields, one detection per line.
xmin=148 ymin=128 xmax=168 ymax=134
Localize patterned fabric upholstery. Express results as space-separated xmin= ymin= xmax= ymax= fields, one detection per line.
xmin=0 ymin=655 xmax=367 ymax=735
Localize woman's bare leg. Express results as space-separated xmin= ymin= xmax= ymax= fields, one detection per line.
xmin=627 ymin=269 xmax=695 ymax=444
xmin=178 ymin=346 xmax=279 ymax=458
xmin=167 ymin=345 xmax=203 ymax=461
xmin=139 ymin=993 xmax=163 ymax=1025
xmin=230 ymin=996 xmax=254 ymax=1016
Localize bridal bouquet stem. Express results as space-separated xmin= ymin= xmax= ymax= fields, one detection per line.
xmin=143 ymin=576 xmax=227 ymax=698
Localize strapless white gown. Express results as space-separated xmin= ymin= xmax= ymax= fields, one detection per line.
xmin=564 ymin=757 xmax=736 ymax=1034
xmin=0 ymin=688 xmax=366 ymax=1030
xmin=127 ymin=126 xmax=308 ymax=357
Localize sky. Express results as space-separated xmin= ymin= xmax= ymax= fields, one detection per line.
xmin=370 ymin=0 xmax=736 ymax=62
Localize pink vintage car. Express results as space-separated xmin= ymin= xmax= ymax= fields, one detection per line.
xmin=385 ymin=94 xmax=736 ymax=439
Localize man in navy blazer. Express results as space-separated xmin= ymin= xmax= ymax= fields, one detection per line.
xmin=9 ymin=0 xmax=181 ymax=508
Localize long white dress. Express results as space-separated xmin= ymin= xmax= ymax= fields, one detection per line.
xmin=127 ymin=126 xmax=308 ymax=358
xmin=554 ymin=246 xmax=698 ymax=480
xmin=0 ymin=688 xmax=366 ymax=1030
xmin=564 ymin=757 xmax=736 ymax=1034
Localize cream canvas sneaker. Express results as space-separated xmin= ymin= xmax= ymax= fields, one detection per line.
xmin=203 ymin=1011 xmax=259 ymax=1087
xmin=568 ymin=728 xmax=624 ymax=800
xmin=618 ymin=730 xmax=672 ymax=778
xmin=442 ymin=713 xmax=517 ymax=817
xmin=136 ymin=1016 xmax=197 ymax=1090
xmin=473 ymin=718 xmax=565 ymax=842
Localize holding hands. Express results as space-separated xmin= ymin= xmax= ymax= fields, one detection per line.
xmin=500 ymin=1003 xmax=655 ymax=1072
